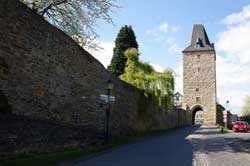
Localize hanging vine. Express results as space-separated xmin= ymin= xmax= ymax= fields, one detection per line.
xmin=120 ymin=48 xmax=174 ymax=112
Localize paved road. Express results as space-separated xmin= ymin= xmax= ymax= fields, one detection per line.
xmin=190 ymin=126 xmax=250 ymax=166
xmin=67 ymin=125 xmax=250 ymax=166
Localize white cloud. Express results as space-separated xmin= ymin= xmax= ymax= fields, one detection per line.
xmin=171 ymin=25 xmax=180 ymax=33
xmin=167 ymin=37 xmax=181 ymax=55
xmin=145 ymin=23 xmax=181 ymax=56
xmin=216 ymin=55 xmax=249 ymax=112
xmin=86 ymin=41 xmax=114 ymax=68
xmin=145 ymin=29 xmax=165 ymax=42
xmin=174 ymin=63 xmax=183 ymax=94
xmin=145 ymin=22 xmax=180 ymax=42
xmin=216 ymin=22 xmax=250 ymax=64
xmin=216 ymin=4 xmax=250 ymax=115
xmin=145 ymin=29 xmax=155 ymax=35
xmin=150 ymin=63 xmax=165 ymax=72
xmin=222 ymin=5 xmax=250 ymax=25
xmin=168 ymin=43 xmax=180 ymax=55
xmin=159 ymin=23 xmax=169 ymax=33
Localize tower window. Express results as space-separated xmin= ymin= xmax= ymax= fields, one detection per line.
xmin=196 ymin=97 xmax=201 ymax=103
xmin=196 ymin=88 xmax=199 ymax=92
xmin=198 ymin=67 xmax=201 ymax=72
xmin=196 ymin=38 xmax=204 ymax=47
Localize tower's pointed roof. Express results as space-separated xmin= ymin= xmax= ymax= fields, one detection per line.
xmin=183 ymin=24 xmax=214 ymax=52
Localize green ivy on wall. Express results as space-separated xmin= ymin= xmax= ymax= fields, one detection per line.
xmin=120 ymin=48 xmax=174 ymax=113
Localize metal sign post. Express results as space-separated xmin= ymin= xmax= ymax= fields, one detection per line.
xmin=100 ymin=83 xmax=115 ymax=143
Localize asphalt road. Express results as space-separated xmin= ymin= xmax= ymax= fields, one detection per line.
xmin=191 ymin=126 xmax=250 ymax=166
xmin=68 ymin=126 xmax=198 ymax=166
xmin=67 ymin=125 xmax=250 ymax=166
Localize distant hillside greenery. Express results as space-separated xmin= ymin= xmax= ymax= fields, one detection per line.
xmin=120 ymin=48 xmax=174 ymax=110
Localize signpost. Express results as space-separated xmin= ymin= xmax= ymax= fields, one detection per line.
xmin=100 ymin=94 xmax=115 ymax=103
xmin=100 ymin=94 xmax=115 ymax=143
xmin=101 ymin=78 xmax=114 ymax=144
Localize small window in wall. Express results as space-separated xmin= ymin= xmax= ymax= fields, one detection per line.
xmin=197 ymin=67 xmax=201 ymax=72
xmin=196 ymin=97 xmax=201 ymax=103
xmin=196 ymin=88 xmax=199 ymax=92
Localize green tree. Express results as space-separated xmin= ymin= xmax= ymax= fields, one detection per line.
xmin=120 ymin=48 xmax=174 ymax=110
xmin=108 ymin=25 xmax=138 ymax=76
xmin=20 ymin=0 xmax=118 ymax=49
xmin=241 ymin=95 xmax=250 ymax=116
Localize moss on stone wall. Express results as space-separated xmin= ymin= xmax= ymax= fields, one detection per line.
xmin=137 ymin=91 xmax=173 ymax=119
xmin=137 ymin=92 xmax=153 ymax=119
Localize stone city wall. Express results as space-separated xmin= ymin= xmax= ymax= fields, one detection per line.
xmin=0 ymin=0 xmax=191 ymax=158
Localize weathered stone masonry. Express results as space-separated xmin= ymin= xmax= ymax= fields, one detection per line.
xmin=182 ymin=24 xmax=217 ymax=125
xmin=0 ymin=0 xmax=191 ymax=158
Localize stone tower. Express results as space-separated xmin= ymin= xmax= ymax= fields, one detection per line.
xmin=182 ymin=24 xmax=217 ymax=125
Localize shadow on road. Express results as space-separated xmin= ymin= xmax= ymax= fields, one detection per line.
xmin=226 ymin=138 xmax=250 ymax=153
xmin=192 ymin=126 xmax=250 ymax=155
xmin=189 ymin=126 xmax=250 ymax=166
xmin=67 ymin=125 xmax=200 ymax=166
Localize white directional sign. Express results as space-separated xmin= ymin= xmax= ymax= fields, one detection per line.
xmin=100 ymin=94 xmax=115 ymax=103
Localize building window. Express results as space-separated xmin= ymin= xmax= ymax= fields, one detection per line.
xmin=196 ymin=97 xmax=201 ymax=103
xmin=196 ymin=88 xmax=199 ymax=92
xmin=197 ymin=55 xmax=200 ymax=58
xmin=197 ymin=67 xmax=201 ymax=72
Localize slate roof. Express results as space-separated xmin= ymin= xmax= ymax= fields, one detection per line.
xmin=174 ymin=92 xmax=183 ymax=97
xmin=183 ymin=24 xmax=215 ymax=52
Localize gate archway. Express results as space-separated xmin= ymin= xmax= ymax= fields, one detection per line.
xmin=192 ymin=105 xmax=204 ymax=125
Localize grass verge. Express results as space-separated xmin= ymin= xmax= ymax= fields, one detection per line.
xmin=0 ymin=128 xmax=179 ymax=166
xmin=218 ymin=125 xmax=231 ymax=133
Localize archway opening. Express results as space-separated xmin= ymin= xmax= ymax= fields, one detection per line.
xmin=192 ymin=106 xmax=204 ymax=125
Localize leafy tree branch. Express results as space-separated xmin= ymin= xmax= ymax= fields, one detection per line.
xmin=20 ymin=0 xmax=119 ymax=50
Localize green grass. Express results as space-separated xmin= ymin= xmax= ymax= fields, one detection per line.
xmin=0 ymin=128 xmax=177 ymax=166
xmin=218 ymin=125 xmax=231 ymax=133
xmin=222 ymin=127 xmax=231 ymax=133
xmin=0 ymin=145 xmax=107 ymax=166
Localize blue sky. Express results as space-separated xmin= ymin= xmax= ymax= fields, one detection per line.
xmin=89 ymin=0 xmax=250 ymax=115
